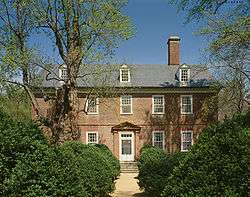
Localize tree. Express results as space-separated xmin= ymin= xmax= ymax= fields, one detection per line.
xmin=0 ymin=85 xmax=31 ymax=121
xmin=170 ymin=0 xmax=250 ymax=117
xmin=0 ymin=0 xmax=34 ymax=85
xmin=0 ymin=0 xmax=134 ymax=144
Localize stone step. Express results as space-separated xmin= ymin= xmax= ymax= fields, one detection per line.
xmin=120 ymin=162 xmax=138 ymax=173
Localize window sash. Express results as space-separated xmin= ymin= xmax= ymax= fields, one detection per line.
xmin=60 ymin=68 xmax=68 ymax=80
xmin=181 ymin=131 xmax=193 ymax=151
xmin=180 ymin=69 xmax=189 ymax=82
xmin=120 ymin=69 xmax=130 ymax=82
xmin=120 ymin=95 xmax=132 ymax=114
xmin=153 ymin=131 xmax=165 ymax=149
xmin=153 ymin=95 xmax=164 ymax=114
xmin=87 ymin=132 xmax=98 ymax=144
xmin=87 ymin=97 xmax=99 ymax=114
xmin=181 ymin=95 xmax=193 ymax=114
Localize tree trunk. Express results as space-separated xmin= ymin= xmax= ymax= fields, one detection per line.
xmin=48 ymin=49 xmax=81 ymax=144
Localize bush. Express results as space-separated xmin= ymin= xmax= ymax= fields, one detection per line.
xmin=0 ymin=111 xmax=119 ymax=197
xmin=94 ymin=144 xmax=120 ymax=178
xmin=0 ymin=111 xmax=47 ymax=194
xmin=137 ymin=146 xmax=185 ymax=196
xmin=162 ymin=111 xmax=250 ymax=197
xmin=58 ymin=142 xmax=117 ymax=196
xmin=3 ymin=141 xmax=118 ymax=197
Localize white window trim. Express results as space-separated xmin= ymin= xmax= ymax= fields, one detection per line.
xmin=152 ymin=95 xmax=165 ymax=114
xmin=86 ymin=97 xmax=99 ymax=115
xmin=120 ymin=95 xmax=133 ymax=114
xmin=152 ymin=131 xmax=165 ymax=150
xmin=86 ymin=131 xmax=99 ymax=144
xmin=120 ymin=68 xmax=131 ymax=83
xmin=181 ymin=130 xmax=193 ymax=152
xmin=179 ymin=68 xmax=190 ymax=86
xmin=180 ymin=95 xmax=193 ymax=115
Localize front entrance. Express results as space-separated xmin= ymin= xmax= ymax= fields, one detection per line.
xmin=119 ymin=132 xmax=134 ymax=161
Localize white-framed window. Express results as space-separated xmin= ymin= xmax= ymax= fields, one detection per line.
xmin=152 ymin=95 xmax=165 ymax=114
xmin=86 ymin=132 xmax=98 ymax=144
xmin=120 ymin=65 xmax=130 ymax=82
xmin=86 ymin=97 xmax=99 ymax=114
xmin=179 ymin=65 xmax=190 ymax=86
xmin=152 ymin=131 xmax=165 ymax=149
xmin=120 ymin=95 xmax=132 ymax=114
xmin=59 ymin=66 xmax=67 ymax=80
xmin=181 ymin=130 xmax=193 ymax=151
xmin=181 ymin=95 xmax=193 ymax=114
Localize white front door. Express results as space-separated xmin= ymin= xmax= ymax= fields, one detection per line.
xmin=119 ymin=132 xmax=134 ymax=161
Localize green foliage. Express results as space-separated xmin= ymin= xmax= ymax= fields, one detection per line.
xmin=0 ymin=85 xmax=31 ymax=121
xmin=162 ymin=111 xmax=250 ymax=197
xmin=57 ymin=142 xmax=118 ymax=196
xmin=94 ymin=144 xmax=120 ymax=178
xmin=137 ymin=147 xmax=185 ymax=196
xmin=0 ymin=111 xmax=47 ymax=195
xmin=0 ymin=112 xmax=119 ymax=196
xmin=170 ymin=0 xmax=250 ymax=116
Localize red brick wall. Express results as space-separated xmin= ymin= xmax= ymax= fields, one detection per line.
xmin=35 ymin=92 xmax=217 ymax=160
xmin=168 ymin=39 xmax=180 ymax=65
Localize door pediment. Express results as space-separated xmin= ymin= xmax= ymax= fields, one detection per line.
xmin=112 ymin=122 xmax=141 ymax=133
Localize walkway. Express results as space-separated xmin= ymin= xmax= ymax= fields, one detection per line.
xmin=111 ymin=173 xmax=144 ymax=197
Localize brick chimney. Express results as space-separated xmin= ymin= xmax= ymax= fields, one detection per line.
xmin=167 ymin=36 xmax=180 ymax=65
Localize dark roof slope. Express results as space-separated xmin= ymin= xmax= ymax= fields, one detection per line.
xmin=42 ymin=64 xmax=212 ymax=88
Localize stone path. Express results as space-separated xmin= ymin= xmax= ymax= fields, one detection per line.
xmin=111 ymin=173 xmax=144 ymax=197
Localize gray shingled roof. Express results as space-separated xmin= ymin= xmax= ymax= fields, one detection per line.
xmin=42 ymin=64 xmax=212 ymax=88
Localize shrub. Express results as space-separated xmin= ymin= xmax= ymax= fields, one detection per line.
xmin=0 ymin=111 xmax=47 ymax=194
xmin=58 ymin=142 xmax=117 ymax=196
xmin=94 ymin=144 xmax=120 ymax=178
xmin=0 ymin=111 xmax=119 ymax=197
xmin=3 ymin=141 xmax=117 ymax=197
xmin=162 ymin=111 xmax=250 ymax=197
xmin=137 ymin=146 xmax=185 ymax=196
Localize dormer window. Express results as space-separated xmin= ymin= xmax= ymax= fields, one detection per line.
xmin=120 ymin=65 xmax=130 ymax=83
xmin=179 ymin=64 xmax=190 ymax=86
xmin=59 ymin=65 xmax=67 ymax=80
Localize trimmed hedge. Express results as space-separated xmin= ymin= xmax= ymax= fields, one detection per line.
xmin=137 ymin=146 xmax=185 ymax=196
xmin=94 ymin=144 xmax=120 ymax=178
xmin=162 ymin=111 xmax=250 ymax=197
xmin=0 ymin=111 xmax=120 ymax=197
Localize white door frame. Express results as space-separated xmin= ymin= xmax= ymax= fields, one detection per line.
xmin=119 ymin=132 xmax=134 ymax=161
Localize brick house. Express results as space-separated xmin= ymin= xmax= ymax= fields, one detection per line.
xmin=36 ymin=36 xmax=218 ymax=161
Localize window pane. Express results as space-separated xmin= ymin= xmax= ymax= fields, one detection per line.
xmin=181 ymin=96 xmax=192 ymax=113
xmin=154 ymin=106 xmax=164 ymax=113
xmin=121 ymin=69 xmax=129 ymax=82
xmin=61 ymin=69 xmax=67 ymax=80
xmin=183 ymin=132 xmax=192 ymax=141
xmin=153 ymin=132 xmax=164 ymax=149
xmin=154 ymin=142 xmax=163 ymax=149
xmin=122 ymin=96 xmax=131 ymax=104
xmin=153 ymin=96 xmax=164 ymax=113
xmin=183 ymin=142 xmax=191 ymax=150
xmin=87 ymin=97 xmax=98 ymax=113
xmin=181 ymin=69 xmax=188 ymax=82
xmin=182 ymin=131 xmax=192 ymax=151
xmin=122 ymin=105 xmax=131 ymax=113
xmin=121 ymin=96 xmax=132 ymax=114
xmin=122 ymin=140 xmax=132 ymax=154
xmin=154 ymin=96 xmax=163 ymax=104
xmin=88 ymin=133 xmax=98 ymax=144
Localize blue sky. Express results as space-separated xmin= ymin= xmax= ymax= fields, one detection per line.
xmin=115 ymin=0 xmax=208 ymax=65
xmin=30 ymin=0 xmax=208 ymax=65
